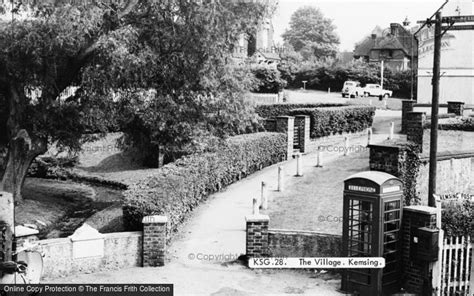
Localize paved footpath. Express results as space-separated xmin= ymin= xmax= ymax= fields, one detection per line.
xmin=47 ymin=113 xmax=401 ymax=295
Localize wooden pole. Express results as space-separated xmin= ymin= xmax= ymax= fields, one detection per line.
xmin=428 ymin=11 xmax=442 ymax=207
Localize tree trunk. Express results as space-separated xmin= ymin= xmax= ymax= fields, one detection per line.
xmin=0 ymin=130 xmax=47 ymax=202
xmin=0 ymin=130 xmax=46 ymax=262
xmin=0 ymin=191 xmax=13 ymax=262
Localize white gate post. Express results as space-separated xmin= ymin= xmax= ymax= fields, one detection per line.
xmin=432 ymin=196 xmax=443 ymax=296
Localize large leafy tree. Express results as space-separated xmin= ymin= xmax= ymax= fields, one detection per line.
xmin=0 ymin=0 xmax=274 ymax=261
xmin=282 ymin=6 xmax=340 ymax=59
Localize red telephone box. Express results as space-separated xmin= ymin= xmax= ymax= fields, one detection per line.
xmin=341 ymin=171 xmax=403 ymax=296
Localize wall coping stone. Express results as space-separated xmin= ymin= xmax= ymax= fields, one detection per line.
xmin=245 ymin=215 xmax=270 ymax=222
xmin=142 ymin=215 xmax=168 ymax=224
xmin=404 ymin=205 xmax=438 ymax=215
xmin=15 ymin=225 xmax=39 ymax=238
xmin=419 ymin=150 xmax=474 ymax=163
xmin=269 ymin=229 xmax=342 ymax=238
xmin=69 ymin=223 xmax=104 ymax=242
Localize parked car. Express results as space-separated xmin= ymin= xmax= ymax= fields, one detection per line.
xmin=341 ymin=81 xmax=363 ymax=98
xmin=363 ymin=84 xmax=393 ymax=98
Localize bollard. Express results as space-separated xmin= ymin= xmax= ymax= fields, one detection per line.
xmin=261 ymin=182 xmax=268 ymax=210
xmin=316 ymin=146 xmax=323 ymax=168
xmin=328 ymin=88 xmax=331 ymax=94
xmin=295 ymin=153 xmax=303 ymax=177
xmin=277 ymin=166 xmax=284 ymax=192
xmin=367 ymin=127 xmax=373 ymax=147
xmin=384 ymin=98 xmax=388 ymax=109
xmin=369 ymin=99 xmax=372 ymax=106
xmin=388 ymin=122 xmax=394 ymax=140
xmin=343 ymin=136 xmax=349 ymax=156
xmin=252 ymin=197 xmax=259 ymax=215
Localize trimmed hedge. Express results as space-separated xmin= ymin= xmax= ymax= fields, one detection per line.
xmin=290 ymin=106 xmax=376 ymax=138
xmin=255 ymin=103 xmax=347 ymax=119
xmin=122 ymin=132 xmax=287 ymax=233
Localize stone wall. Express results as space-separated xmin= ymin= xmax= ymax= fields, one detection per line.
xmin=416 ymin=154 xmax=474 ymax=204
xmin=40 ymin=231 xmax=143 ymax=279
xmin=369 ymin=144 xmax=406 ymax=177
xmin=268 ymin=230 xmax=341 ymax=258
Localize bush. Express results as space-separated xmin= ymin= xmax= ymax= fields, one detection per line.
xmin=252 ymin=67 xmax=287 ymax=94
xmin=290 ymin=105 xmax=376 ymax=138
xmin=27 ymin=156 xmax=78 ymax=179
xmin=442 ymin=199 xmax=474 ymax=238
xmin=255 ymin=103 xmax=347 ymax=119
xmin=122 ymin=132 xmax=287 ymax=233
xmin=438 ymin=118 xmax=474 ymax=131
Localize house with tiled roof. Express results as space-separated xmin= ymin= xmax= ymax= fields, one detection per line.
xmin=353 ymin=23 xmax=417 ymax=71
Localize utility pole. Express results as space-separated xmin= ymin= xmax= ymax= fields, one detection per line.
xmin=428 ymin=11 xmax=442 ymax=207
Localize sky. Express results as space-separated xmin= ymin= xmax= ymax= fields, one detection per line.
xmin=273 ymin=0 xmax=452 ymax=52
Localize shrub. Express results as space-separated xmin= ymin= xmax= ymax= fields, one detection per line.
xmin=442 ymin=199 xmax=474 ymax=239
xmin=27 ymin=156 xmax=78 ymax=179
xmin=252 ymin=67 xmax=287 ymax=94
xmin=290 ymin=105 xmax=376 ymax=138
xmin=255 ymin=103 xmax=347 ymax=119
xmin=122 ymin=132 xmax=287 ymax=234
xmin=438 ymin=118 xmax=474 ymax=131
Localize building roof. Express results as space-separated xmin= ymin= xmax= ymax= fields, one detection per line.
xmin=256 ymin=50 xmax=281 ymax=61
xmin=354 ymin=24 xmax=417 ymax=58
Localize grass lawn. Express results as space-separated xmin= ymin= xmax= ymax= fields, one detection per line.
xmin=264 ymin=150 xmax=370 ymax=235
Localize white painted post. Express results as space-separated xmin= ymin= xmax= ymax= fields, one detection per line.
xmin=252 ymin=197 xmax=259 ymax=215
xmin=343 ymin=136 xmax=349 ymax=156
xmin=389 ymin=122 xmax=394 ymax=140
xmin=432 ymin=196 xmax=442 ymax=296
xmin=316 ymin=146 xmax=323 ymax=168
xmin=469 ymin=244 xmax=474 ymax=296
xmin=277 ymin=166 xmax=284 ymax=192
xmin=384 ymin=98 xmax=388 ymax=109
xmin=328 ymin=88 xmax=331 ymax=94
xmin=296 ymin=153 xmax=303 ymax=177
xmin=367 ymin=128 xmax=373 ymax=147
xmin=369 ymin=99 xmax=372 ymax=106
xmin=261 ymin=182 xmax=268 ymax=210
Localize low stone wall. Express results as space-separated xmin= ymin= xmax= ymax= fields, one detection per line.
xmin=268 ymin=229 xmax=342 ymax=258
xmin=40 ymin=231 xmax=143 ymax=279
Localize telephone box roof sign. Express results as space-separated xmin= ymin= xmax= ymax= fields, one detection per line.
xmin=344 ymin=171 xmax=401 ymax=186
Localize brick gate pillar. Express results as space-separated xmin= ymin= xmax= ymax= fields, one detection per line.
xmin=401 ymin=100 xmax=415 ymax=134
xmin=142 ymin=215 xmax=168 ymax=267
xmin=245 ymin=214 xmax=270 ymax=258
xmin=276 ymin=116 xmax=295 ymax=160
xmin=406 ymin=112 xmax=426 ymax=153
xmin=294 ymin=115 xmax=310 ymax=154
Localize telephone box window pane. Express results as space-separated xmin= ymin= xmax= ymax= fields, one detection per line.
xmin=384 ymin=232 xmax=398 ymax=243
xmin=384 ymin=221 xmax=400 ymax=232
xmin=384 ymin=211 xmax=400 ymax=222
xmin=384 ymin=201 xmax=400 ymax=211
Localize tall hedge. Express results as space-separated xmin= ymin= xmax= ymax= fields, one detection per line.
xmin=123 ymin=132 xmax=287 ymax=233
xmin=290 ymin=106 xmax=376 ymax=138
xmin=256 ymin=103 xmax=347 ymax=119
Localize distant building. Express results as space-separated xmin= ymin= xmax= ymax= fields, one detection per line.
xmin=353 ymin=23 xmax=417 ymax=71
xmin=416 ymin=1 xmax=474 ymax=105
xmin=232 ymin=18 xmax=281 ymax=67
